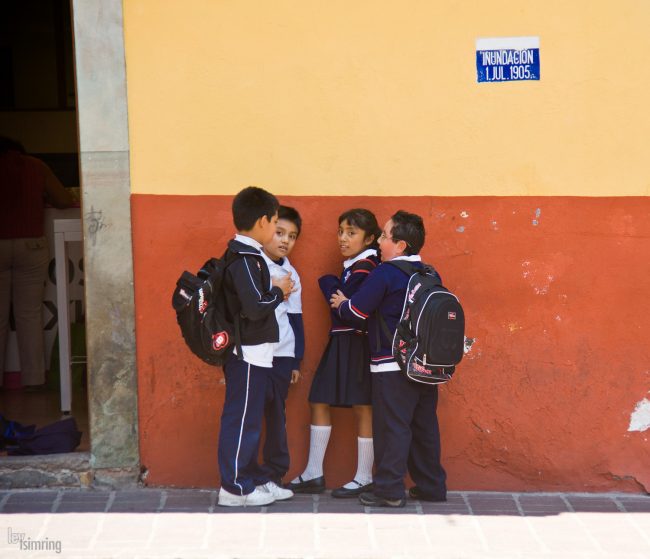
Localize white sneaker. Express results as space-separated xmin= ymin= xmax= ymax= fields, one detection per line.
xmin=259 ymin=481 xmax=294 ymax=501
xmin=218 ymin=486 xmax=275 ymax=507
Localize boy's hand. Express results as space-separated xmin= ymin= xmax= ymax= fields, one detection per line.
xmin=330 ymin=289 xmax=348 ymax=309
xmin=291 ymin=370 xmax=301 ymax=384
xmin=272 ymin=272 xmax=294 ymax=297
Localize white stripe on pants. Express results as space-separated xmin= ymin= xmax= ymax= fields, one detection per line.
xmin=0 ymin=237 xmax=49 ymax=385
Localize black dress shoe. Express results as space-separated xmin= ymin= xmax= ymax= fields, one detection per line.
xmin=408 ymin=486 xmax=447 ymax=502
xmin=285 ymin=475 xmax=326 ymax=494
xmin=358 ymin=491 xmax=406 ymax=508
xmin=331 ymin=480 xmax=374 ymax=498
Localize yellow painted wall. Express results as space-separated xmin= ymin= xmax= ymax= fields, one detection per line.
xmin=123 ymin=1 xmax=650 ymax=196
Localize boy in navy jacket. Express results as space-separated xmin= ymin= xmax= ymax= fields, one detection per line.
xmin=217 ymin=187 xmax=294 ymax=507
xmin=331 ymin=210 xmax=447 ymax=507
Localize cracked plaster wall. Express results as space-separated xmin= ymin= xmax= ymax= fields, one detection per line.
xmin=132 ymin=196 xmax=650 ymax=493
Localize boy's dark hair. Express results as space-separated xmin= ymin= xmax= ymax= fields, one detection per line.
xmin=338 ymin=208 xmax=381 ymax=248
xmin=232 ymin=186 xmax=279 ymax=231
xmin=390 ymin=210 xmax=425 ymax=255
xmin=278 ymin=205 xmax=302 ymax=236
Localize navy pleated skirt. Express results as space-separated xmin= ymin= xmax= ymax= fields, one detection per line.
xmin=308 ymin=333 xmax=372 ymax=407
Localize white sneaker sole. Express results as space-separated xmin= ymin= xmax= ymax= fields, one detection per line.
xmin=217 ymin=488 xmax=275 ymax=507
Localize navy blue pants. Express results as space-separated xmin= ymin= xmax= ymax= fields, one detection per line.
xmin=218 ymin=356 xmax=270 ymax=495
xmin=372 ymin=371 xmax=447 ymax=500
xmin=258 ymin=356 xmax=293 ymax=484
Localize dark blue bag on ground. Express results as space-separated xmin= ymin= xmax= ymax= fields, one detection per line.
xmin=6 ymin=417 xmax=82 ymax=455
xmin=0 ymin=414 xmax=36 ymax=450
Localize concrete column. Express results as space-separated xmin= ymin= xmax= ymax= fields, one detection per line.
xmin=71 ymin=0 xmax=139 ymax=483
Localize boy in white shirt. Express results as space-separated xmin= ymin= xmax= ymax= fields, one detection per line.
xmin=257 ymin=206 xmax=304 ymax=487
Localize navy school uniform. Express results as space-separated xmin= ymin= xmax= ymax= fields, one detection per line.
xmin=217 ymin=235 xmax=284 ymax=496
xmin=256 ymin=255 xmax=304 ymax=485
xmin=308 ymin=249 xmax=379 ymax=407
xmin=338 ymin=255 xmax=447 ymax=500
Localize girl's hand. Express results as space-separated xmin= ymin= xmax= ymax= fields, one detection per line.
xmin=291 ymin=370 xmax=301 ymax=384
xmin=330 ymin=289 xmax=348 ymax=309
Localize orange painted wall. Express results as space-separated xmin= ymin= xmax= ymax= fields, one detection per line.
xmin=133 ymin=194 xmax=650 ymax=492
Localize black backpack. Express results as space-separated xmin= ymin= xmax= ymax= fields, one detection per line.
xmin=171 ymin=252 xmax=242 ymax=367
xmin=388 ymin=261 xmax=465 ymax=385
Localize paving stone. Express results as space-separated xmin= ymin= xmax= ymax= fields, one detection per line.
xmin=617 ymin=498 xmax=650 ymax=512
xmin=366 ymin=505 xmax=421 ymax=515
xmin=419 ymin=505 xmax=472 ymax=515
xmin=3 ymin=502 xmax=56 ymax=513
xmin=0 ymin=489 xmax=648 ymax=558
xmin=57 ymin=502 xmax=108 ymax=512
xmin=112 ymin=490 xmax=162 ymax=501
xmin=316 ymin=501 xmax=368 ymax=514
xmin=528 ymin=515 xmax=602 ymax=554
xmin=518 ymin=495 xmax=569 ymax=515
xmin=566 ymin=497 xmax=620 ymax=512
xmin=163 ymin=492 xmax=211 ymax=509
xmin=6 ymin=491 xmax=58 ymax=502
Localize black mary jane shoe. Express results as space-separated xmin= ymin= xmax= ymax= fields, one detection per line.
xmin=331 ymin=480 xmax=374 ymax=499
xmin=358 ymin=491 xmax=406 ymax=508
xmin=408 ymin=486 xmax=447 ymax=502
xmin=285 ymin=475 xmax=326 ymax=494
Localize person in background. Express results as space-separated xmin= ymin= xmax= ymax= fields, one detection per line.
xmin=0 ymin=136 xmax=73 ymax=390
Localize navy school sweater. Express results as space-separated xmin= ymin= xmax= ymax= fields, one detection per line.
xmin=318 ymin=249 xmax=380 ymax=335
xmin=222 ymin=238 xmax=283 ymax=346
xmin=338 ymin=256 xmax=424 ymax=372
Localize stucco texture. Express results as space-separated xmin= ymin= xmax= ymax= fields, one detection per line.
xmin=132 ymin=194 xmax=650 ymax=492
xmin=123 ymin=1 xmax=650 ymax=197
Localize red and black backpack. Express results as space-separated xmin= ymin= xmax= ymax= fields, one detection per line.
xmin=171 ymin=252 xmax=242 ymax=367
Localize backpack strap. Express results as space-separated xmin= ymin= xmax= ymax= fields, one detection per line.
xmin=374 ymin=313 xmax=394 ymax=353
xmin=383 ymin=259 xmax=418 ymax=277
xmin=385 ymin=260 xmax=443 ymax=286
xmin=223 ymin=249 xmax=245 ymax=361
xmin=371 ymin=260 xmax=417 ymax=352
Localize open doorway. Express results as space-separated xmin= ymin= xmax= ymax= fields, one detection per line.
xmin=0 ymin=0 xmax=88 ymax=455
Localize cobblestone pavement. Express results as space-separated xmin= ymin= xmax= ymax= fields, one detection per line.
xmin=0 ymin=489 xmax=649 ymax=558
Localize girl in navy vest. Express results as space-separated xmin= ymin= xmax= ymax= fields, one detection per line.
xmin=287 ymin=209 xmax=380 ymax=497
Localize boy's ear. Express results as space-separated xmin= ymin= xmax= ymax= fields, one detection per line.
xmin=395 ymin=239 xmax=408 ymax=255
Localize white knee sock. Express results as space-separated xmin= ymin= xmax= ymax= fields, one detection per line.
xmin=343 ymin=437 xmax=374 ymax=488
xmin=293 ymin=425 xmax=331 ymax=482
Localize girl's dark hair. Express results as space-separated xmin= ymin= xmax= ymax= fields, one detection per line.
xmin=390 ymin=210 xmax=425 ymax=255
xmin=278 ymin=205 xmax=302 ymax=236
xmin=338 ymin=208 xmax=381 ymax=248
xmin=0 ymin=136 xmax=26 ymax=155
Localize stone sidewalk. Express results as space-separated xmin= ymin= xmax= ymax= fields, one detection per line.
xmin=0 ymin=488 xmax=649 ymax=558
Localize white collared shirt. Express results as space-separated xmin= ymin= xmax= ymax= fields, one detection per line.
xmin=232 ymin=234 xmax=276 ymax=367
xmin=260 ymin=253 xmax=302 ymax=358
xmin=343 ymin=248 xmax=378 ymax=270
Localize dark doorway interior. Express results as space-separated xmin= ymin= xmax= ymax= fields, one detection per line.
xmin=0 ymin=0 xmax=89 ymax=454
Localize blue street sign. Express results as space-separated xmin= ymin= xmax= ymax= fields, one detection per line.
xmin=476 ymin=37 xmax=540 ymax=83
